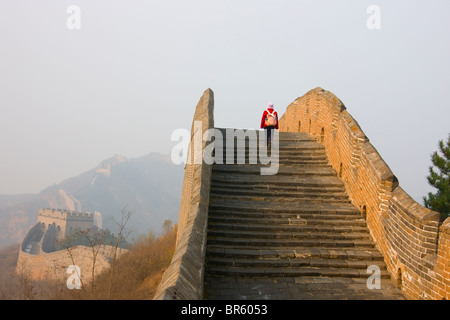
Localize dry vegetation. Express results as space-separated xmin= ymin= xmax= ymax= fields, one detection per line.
xmin=0 ymin=221 xmax=177 ymax=300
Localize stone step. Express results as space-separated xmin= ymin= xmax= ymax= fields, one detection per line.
xmin=207 ymin=229 xmax=371 ymax=241
xmin=211 ymin=174 xmax=345 ymax=188
xmin=216 ymin=159 xmax=330 ymax=166
xmin=278 ymin=161 xmax=329 ymax=167
xmin=222 ymin=144 xmax=325 ymax=151
xmin=205 ymin=245 xmax=386 ymax=261
xmin=229 ymin=146 xmax=324 ymax=151
xmin=224 ymin=148 xmax=327 ymax=155
xmin=215 ymin=131 xmax=315 ymax=141
xmin=205 ymin=265 xmax=390 ymax=279
xmin=215 ymin=143 xmax=324 ymax=150
xmin=215 ymin=161 xmax=330 ymax=168
xmin=219 ymin=155 xmax=329 ymax=163
xmin=205 ymin=256 xmax=387 ymax=270
xmin=207 ymin=221 xmax=369 ymax=234
xmin=208 ymin=209 xmax=361 ymax=220
xmin=208 ymin=200 xmax=361 ymax=214
xmin=210 ymin=193 xmax=352 ymax=204
xmin=210 ymin=185 xmax=346 ymax=195
xmin=210 ymin=182 xmax=346 ymax=193
xmin=214 ymin=132 xmax=318 ymax=141
xmin=215 ymin=128 xmax=315 ymax=140
xmin=210 ymin=187 xmax=349 ymax=200
xmin=206 ymin=235 xmax=375 ymax=248
xmin=209 ymin=213 xmax=363 ymax=225
xmin=203 ymin=276 xmax=405 ymax=300
xmin=211 ymin=164 xmax=336 ymax=176
xmin=208 ymin=215 xmax=366 ymax=226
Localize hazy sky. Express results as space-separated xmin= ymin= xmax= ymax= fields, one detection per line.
xmin=1 ymin=1 xmax=449 ymax=204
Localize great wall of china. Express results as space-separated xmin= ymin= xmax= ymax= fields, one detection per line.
xmin=16 ymin=208 xmax=124 ymax=284
xmin=154 ymin=87 xmax=450 ymax=300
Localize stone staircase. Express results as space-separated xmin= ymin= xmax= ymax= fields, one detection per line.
xmin=203 ymin=130 xmax=405 ymax=300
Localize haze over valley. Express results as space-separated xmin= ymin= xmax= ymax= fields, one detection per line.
xmin=0 ymin=152 xmax=184 ymax=249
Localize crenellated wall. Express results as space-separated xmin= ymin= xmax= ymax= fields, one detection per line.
xmin=153 ymin=88 xmax=215 ymax=300
xmin=37 ymin=208 xmax=101 ymax=237
xmin=278 ymin=87 xmax=449 ymax=300
xmin=16 ymin=208 xmax=124 ymax=284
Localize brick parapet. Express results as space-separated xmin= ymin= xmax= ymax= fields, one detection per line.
xmin=38 ymin=208 xmax=95 ymax=221
xmin=279 ymin=87 xmax=449 ymax=300
xmin=153 ymin=88 xmax=214 ymax=300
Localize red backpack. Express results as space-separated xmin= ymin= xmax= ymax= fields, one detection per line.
xmin=265 ymin=109 xmax=277 ymax=126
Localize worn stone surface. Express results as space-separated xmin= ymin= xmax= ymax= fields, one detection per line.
xmin=204 ymin=277 xmax=403 ymax=300
xmin=203 ymin=130 xmax=405 ymax=300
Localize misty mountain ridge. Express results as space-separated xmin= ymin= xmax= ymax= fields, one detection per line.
xmin=0 ymin=152 xmax=184 ymax=249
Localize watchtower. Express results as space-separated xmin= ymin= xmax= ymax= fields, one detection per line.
xmin=37 ymin=208 xmax=101 ymax=238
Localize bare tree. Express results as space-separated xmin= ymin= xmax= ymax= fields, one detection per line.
xmin=52 ymin=209 xmax=134 ymax=299
xmin=57 ymin=231 xmax=86 ymax=292
xmin=57 ymin=227 xmax=108 ymax=295
xmin=162 ymin=219 xmax=173 ymax=235
xmin=107 ymin=207 xmax=134 ymax=299
xmin=77 ymin=228 xmax=108 ymax=294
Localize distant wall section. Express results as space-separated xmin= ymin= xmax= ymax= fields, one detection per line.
xmin=16 ymin=208 xmax=122 ymax=285
xmin=16 ymin=244 xmax=125 ymax=284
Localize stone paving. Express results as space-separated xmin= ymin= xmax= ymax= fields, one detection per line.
xmin=204 ymin=276 xmax=404 ymax=300
xmin=203 ymin=131 xmax=405 ymax=300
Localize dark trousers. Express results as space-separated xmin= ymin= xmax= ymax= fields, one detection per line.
xmin=264 ymin=126 xmax=275 ymax=146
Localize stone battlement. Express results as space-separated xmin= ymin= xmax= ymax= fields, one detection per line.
xmin=38 ymin=208 xmax=95 ymax=222
xmin=16 ymin=208 xmax=116 ymax=284
xmin=37 ymin=208 xmax=99 ymax=239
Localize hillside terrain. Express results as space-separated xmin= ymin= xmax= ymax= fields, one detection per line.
xmin=0 ymin=153 xmax=184 ymax=249
xmin=0 ymin=223 xmax=176 ymax=300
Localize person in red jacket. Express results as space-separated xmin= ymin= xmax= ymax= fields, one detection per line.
xmin=260 ymin=102 xmax=278 ymax=147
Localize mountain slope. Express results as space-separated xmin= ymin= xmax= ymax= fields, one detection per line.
xmin=0 ymin=153 xmax=184 ymax=248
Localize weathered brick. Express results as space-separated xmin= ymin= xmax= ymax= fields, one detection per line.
xmin=278 ymin=87 xmax=449 ymax=300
